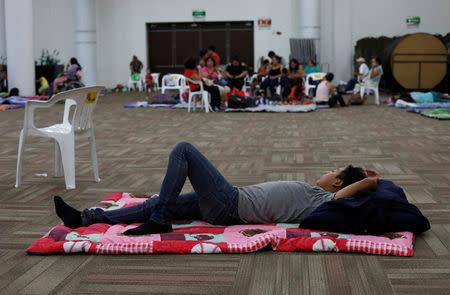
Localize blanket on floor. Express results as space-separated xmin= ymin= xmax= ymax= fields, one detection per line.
xmin=124 ymin=101 xmax=188 ymax=108
xmin=390 ymin=100 xmax=450 ymax=109
xmin=407 ymin=108 xmax=450 ymax=120
xmin=27 ymin=192 xmax=414 ymax=256
xmin=225 ymin=104 xmax=317 ymax=113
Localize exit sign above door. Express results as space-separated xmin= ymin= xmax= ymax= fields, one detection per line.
xmin=192 ymin=10 xmax=206 ymax=18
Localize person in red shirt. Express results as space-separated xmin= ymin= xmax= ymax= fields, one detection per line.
xmin=207 ymin=45 xmax=220 ymax=71
xmin=145 ymin=68 xmax=155 ymax=93
xmin=184 ymin=57 xmax=222 ymax=111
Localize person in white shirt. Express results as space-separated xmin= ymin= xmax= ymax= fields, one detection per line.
xmin=345 ymin=57 xmax=369 ymax=91
xmin=349 ymin=57 xmax=383 ymax=105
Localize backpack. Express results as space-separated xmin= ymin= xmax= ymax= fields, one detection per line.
xmin=228 ymin=94 xmax=257 ymax=109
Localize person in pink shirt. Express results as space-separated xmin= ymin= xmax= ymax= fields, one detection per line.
xmin=201 ymin=57 xmax=219 ymax=82
xmin=314 ymin=73 xmax=346 ymax=107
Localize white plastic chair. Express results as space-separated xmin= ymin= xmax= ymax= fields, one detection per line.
xmin=360 ymin=81 xmax=380 ymax=105
xmin=161 ymin=74 xmax=186 ymax=97
xmin=15 ymin=86 xmax=106 ymax=190
xmin=151 ymin=73 xmax=160 ymax=90
xmin=242 ymin=74 xmax=258 ymax=92
xmin=128 ymin=72 xmax=144 ymax=91
xmin=185 ymin=78 xmax=211 ymax=113
xmin=305 ymin=72 xmax=326 ymax=97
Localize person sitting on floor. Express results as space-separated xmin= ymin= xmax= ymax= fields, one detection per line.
xmin=52 ymin=58 xmax=82 ymax=92
xmin=314 ymin=73 xmax=346 ymax=107
xmin=349 ymin=57 xmax=383 ymax=105
xmin=345 ymin=57 xmax=369 ymax=91
xmin=389 ymin=91 xmax=450 ymax=104
xmin=288 ymin=78 xmax=306 ymax=103
xmin=184 ymin=57 xmax=222 ymax=111
xmin=259 ymin=55 xmax=283 ymax=97
xmin=304 ymin=60 xmax=320 ymax=75
xmin=54 ymin=142 xmax=377 ymax=236
xmin=224 ymin=57 xmax=248 ymax=90
xmin=280 ymin=58 xmax=307 ymax=98
xmin=36 ymin=77 xmax=49 ymax=96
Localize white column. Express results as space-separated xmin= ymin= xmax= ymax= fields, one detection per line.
xmin=0 ymin=0 xmax=6 ymax=61
xmin=299 ymin=0 xmax=321 ymax=62
xmin=76 ymin=0 xmax=97 ymax=85
xmin=5 ymin=0 xmax=35 ymax=95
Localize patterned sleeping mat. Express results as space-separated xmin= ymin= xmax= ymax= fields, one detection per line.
xmin=27 ymin=193 xmax=415 ymax=256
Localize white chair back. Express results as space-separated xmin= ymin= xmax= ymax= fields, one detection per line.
xmin=59 ymin=86 xmax=103 ymax=132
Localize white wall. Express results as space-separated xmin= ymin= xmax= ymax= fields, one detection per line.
xmin=0 ymin=0 xmax=6 ymax=61
xmin=27 ymin=0 xmax=450 ymax=86
xmin=96 ymin=0 xmax=300 ymax=87
xmin=322 ymin=0 xmax=450 ymax=82
xmin=32 ymin=0 xmax=75 ymax=67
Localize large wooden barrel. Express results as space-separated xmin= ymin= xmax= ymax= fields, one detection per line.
xmin=384 ymin=33 xmax=448 ymax=89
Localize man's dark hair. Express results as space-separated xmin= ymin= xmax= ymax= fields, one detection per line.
xmin=9 ymin=88 xmax=19 ymax=96
xmin=207 ymin=45 xmax=216 ymax=52
xmin=268 ymin=51 xmax=275 ymax=58
xmin=184 ymin=57 xmax=197 ymax=70
xmin=325 ymin=72 xmax=334 ymax=82
xmin=336 ymin=165 xmax=367 ymax=188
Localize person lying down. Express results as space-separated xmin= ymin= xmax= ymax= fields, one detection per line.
xmin=55 ymin=142 xmax=378 ymax=236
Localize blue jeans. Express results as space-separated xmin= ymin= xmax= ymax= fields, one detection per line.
xmin=81 ymin=142 xmax=243 ymax=226
xmin=260 ymin=77 xmax=279 ymax=95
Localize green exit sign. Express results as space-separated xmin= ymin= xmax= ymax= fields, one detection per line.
xmin=192 ymin=10 xmax=206 ymax=17
xmin=406 ymin=16 xmax=420 ymax=25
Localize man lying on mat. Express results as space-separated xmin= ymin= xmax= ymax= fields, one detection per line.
xmin=54 ymin=142 xmax=378 ymax=236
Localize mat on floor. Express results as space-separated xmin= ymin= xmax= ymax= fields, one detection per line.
xmin=389 ymin=100 xmax=450 ymax=109
xmin=124 ymin=101 xmax=188 ymax=108
xmin=225 ymin=104 xmax=317 ymax=113
xmin=408 ymin=108 xmax=450 ymax=120
xmin=27 ymin=193 xmax=414 ymax=256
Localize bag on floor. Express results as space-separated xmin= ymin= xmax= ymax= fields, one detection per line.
xmin=228 ymin=94 xmax=256 ymax=109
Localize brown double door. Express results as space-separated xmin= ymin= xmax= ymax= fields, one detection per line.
xmin=147 ymin=21 xmax=254 ymax=76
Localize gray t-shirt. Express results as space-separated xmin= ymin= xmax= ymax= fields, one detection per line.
xmin=238 ymin=181 xmax=334 ymax=224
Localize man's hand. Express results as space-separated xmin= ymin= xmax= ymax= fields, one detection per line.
xmin=366 ymin=176 xmax=379 ymax=191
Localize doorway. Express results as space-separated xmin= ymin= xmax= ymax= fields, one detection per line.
xmin=146 ymin=21 xmax=254 ymax=76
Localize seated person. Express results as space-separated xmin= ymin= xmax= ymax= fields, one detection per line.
xmin=53 ymin=57 xmax=82 ymax=92
xmin=184 ymin=57 xmax=222 ymax=111
xmin=288 ymin=78 xmax=306 ymax=103
xmin=130 ymin=55 xmax=143 ymax=74
xmin=145 ymin=68 xmax=155 ymax=92
xmin=304 ymin=60 xmax=320 ymax=75
xmin=349 ymin=57 xmax=383 ymax=105
xmin=257 ymin=59 xmax=270 ymax=82
xmin=346 ymin=57 xmax=369 ymax=91
xmin=198 ymin=49 xmax=208 ymax=69
xmin=260 ymin=55 xmax=283 ymax=97
xmin=0 ymin=65 xmax=7 ymax=93
xmin=54 ymin=142 xmax=377 ymax=235
xmin=247 ymin=65 xmax=255 ymax=77
xmin=36 ymin=77 xmax=49 ymax=95
xmin=280 ymin=59 xmax=306 ymax=98
xmin=224 ymin=57 xmax=248 ymax=90
xmin=201 ymin=56 xmax=220 ymax=83
xmin=389 ymin=92 xmax=450 ymax=104
xmin=314 ymin=73 xmax=346 ymax=107
xmin=207 ymin=45 xmax=220 ymax=71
